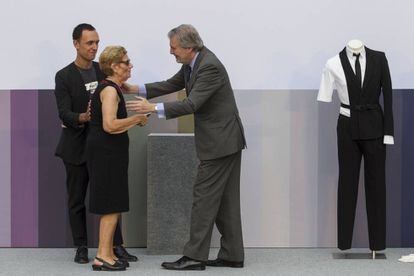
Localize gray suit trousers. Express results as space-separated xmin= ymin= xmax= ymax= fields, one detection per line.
xmin=183 ymin=150 xmax=244 ymax=262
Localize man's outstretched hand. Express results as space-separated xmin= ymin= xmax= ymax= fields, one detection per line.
xmin=126 ymin=96 xmax=156 ymax=114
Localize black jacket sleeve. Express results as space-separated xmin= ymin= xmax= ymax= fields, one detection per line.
xmin=381 ymin=52 xmax=394 ymax=136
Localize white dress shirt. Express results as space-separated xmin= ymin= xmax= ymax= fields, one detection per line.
xmin=317 ymin=47 xmax=394 ymax=144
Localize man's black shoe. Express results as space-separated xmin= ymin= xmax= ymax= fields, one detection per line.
xmin=74 ymin=246 xmax=89 ymax=264
xmin=114 ymin=245 xmax=138 ymax=262
xmin=206 ymin=258 xmax=244 ymax=268
xmin=161 ymin=256 xmax=206 ymax=271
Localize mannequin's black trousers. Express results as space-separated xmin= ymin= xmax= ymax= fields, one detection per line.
xmin=336 ymin=115 xmax=386 ymax=251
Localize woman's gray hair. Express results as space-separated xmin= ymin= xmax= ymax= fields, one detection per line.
xmin=168 ymin=24 xmax=204 ymax=51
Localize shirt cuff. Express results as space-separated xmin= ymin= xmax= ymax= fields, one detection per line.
xmin=317 ymin=94 xmax=332 ymax=102
xmin=156 ymin=103 xmax=166 ymax=119
xmin=383 ymin=135 xmax=394 ymax=145
xmin=139 ymin=84 xmax=147 ymax=98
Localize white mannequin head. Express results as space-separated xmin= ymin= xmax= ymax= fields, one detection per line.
xmin=347 ymin=39 xmax=364 ymax=54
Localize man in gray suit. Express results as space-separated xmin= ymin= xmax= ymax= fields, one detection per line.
xmin=126 ymin=24 xmax=246 ymax=271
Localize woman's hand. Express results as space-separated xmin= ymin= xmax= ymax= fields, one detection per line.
xmin=136 ymin=114 xmax=149 ymax=127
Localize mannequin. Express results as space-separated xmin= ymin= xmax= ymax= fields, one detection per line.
xmin=318 ymin=40 xmax=394 ymax=259
xmin=348 ymin=39 xmax=388 ymax=259
xmin=347 ymin=39 xmax=364 ymax=54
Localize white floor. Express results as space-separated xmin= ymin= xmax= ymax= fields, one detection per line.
xmin=0 ymin=248 xmax=414 ymax=276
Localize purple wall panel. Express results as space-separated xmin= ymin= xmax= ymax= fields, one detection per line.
xmin=400 ymin=91 xmax=414 ymax=246
xmin=11 ymin=90 xmax=38 ymax=247
xmin=385 ymin=91 xmax=403 ymax=246
xmin=0 ymin=91 xmax=11 ymax=247
xmin=37 ymin=90 xmax=72 ymax=247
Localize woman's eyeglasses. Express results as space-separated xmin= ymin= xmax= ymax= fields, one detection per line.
xmin=118 ymin=60 xmax=131 ymax=66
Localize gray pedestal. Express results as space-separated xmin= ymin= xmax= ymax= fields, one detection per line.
xmin=147 ymin=133 xmax=198 ymax=254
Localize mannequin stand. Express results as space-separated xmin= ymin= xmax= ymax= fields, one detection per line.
xmin=332 ymin=250 xmax=386 ymax=260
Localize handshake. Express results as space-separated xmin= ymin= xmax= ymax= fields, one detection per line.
xmin=126 ymin=96 xmax=156 ymax=114
xmin=126 ymin=96 xmax=156 ymax=127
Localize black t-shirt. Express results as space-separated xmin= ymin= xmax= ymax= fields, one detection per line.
xmin=78 ymin=65 xmax=98 ymax=98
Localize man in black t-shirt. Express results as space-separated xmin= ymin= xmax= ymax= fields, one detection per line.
xmin=54 ymin=23 xmax=137 ymax=264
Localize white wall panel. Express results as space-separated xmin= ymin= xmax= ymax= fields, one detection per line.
xmin=1 ymin=0 xmax=413 ymax=89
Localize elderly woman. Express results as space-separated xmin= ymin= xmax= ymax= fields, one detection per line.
xmin=86 ymin=46 xmax=147 ymax=271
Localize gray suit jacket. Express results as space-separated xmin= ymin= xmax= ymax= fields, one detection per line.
xmin=146 ymin=47 xmax=246 ymax=160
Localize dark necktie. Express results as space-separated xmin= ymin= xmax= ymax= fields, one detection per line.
xmin=353 ymin=53 xmax=361 ymax=87
xmin=185 ymin=66 xmax=192 ymax=84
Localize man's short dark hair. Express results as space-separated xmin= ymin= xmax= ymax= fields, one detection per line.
xmin=72 ymin=23 xmax=96 ymax=41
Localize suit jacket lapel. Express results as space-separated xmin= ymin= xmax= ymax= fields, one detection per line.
xmin=339 ymin=48 xmax=361 ymax=92
xmin=362 ymin=47 xmax=374 ymax=92
xmin=187 ymin=47 xmax=207 ymax=91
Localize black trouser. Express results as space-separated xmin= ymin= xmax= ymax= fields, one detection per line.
xmin=183 ymin=151 xmax=244 ymax=262
xmin=336 ymin=115 xmax=386 ymax=251
xmin=63 ymin=161 xmax=123 ymax=247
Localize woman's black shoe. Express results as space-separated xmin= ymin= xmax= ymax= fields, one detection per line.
xmin=92 ymin=257 xmax=127 ymax=271
xmin=115 ymin=259 xmax=129 ymax=268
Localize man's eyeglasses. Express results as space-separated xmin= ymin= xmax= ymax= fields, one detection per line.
xmin=118 ymin=60 xmax=131 ymax=66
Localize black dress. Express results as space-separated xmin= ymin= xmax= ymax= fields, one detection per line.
xmin=86 ymin=80 xmax=129 ymax=214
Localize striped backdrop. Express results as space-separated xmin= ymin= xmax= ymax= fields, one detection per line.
xmin=0 ymin=89 xmax=413 ymax=248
